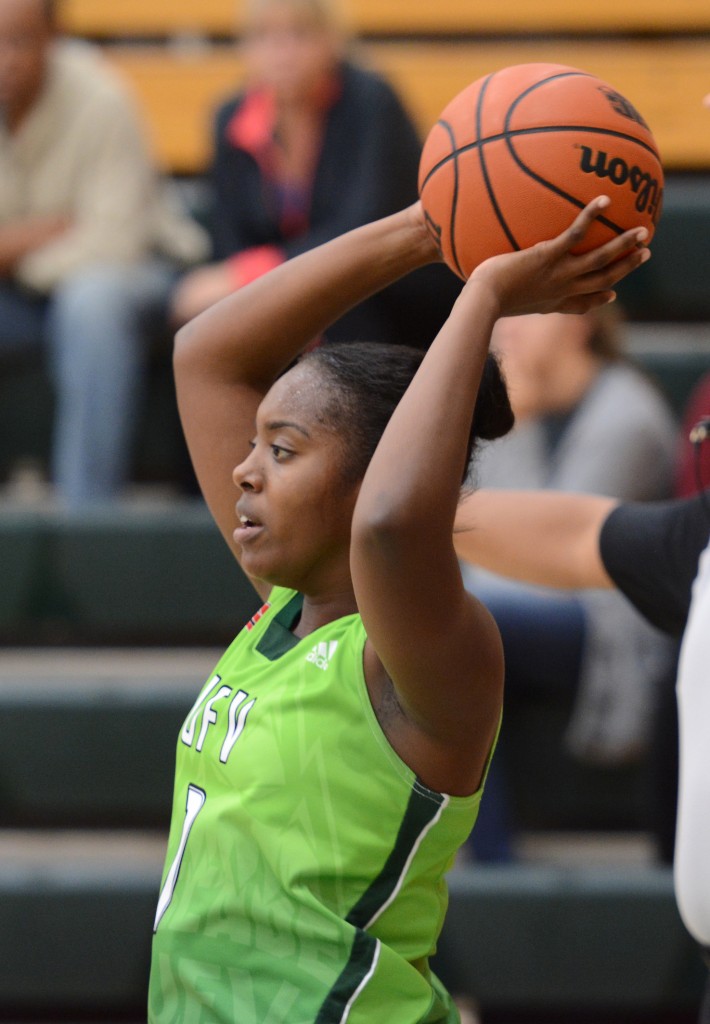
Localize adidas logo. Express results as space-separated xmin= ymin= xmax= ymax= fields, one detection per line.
xmin=306 ymin=640 xmax=339 ymax=671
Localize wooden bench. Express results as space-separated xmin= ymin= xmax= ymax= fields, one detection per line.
xmin=106 ymin=40 xmax=710 ymax=174
xmin=61 ymin=0 xmax=710 ymax=38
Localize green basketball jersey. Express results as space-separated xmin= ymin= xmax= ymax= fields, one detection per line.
xmin=149 ymin=586 xmax=489 ymax=1023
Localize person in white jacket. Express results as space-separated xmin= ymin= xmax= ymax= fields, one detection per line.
xmin=0 ymin=0 xmax=208 ymax=506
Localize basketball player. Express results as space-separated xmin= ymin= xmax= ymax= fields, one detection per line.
xmin=148 ymin=197 xmax=648 ymax=1022
xmin=454 ymin=484 xmax=710 ymax=1020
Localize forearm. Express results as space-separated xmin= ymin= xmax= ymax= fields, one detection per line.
xmin=175 ymin=204 xmax=438 ymax=388
xmin=0 ymin=217 xmax=69 ymax=277
xmin=15 ymin=222 xmax=149 ymax=292
xmin=454 ymin=489 xmax=617 ymax=589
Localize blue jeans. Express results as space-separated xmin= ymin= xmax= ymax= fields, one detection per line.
xmin=0 ymin=261 xmax=176 ymax=508
xmin=474 ymin=575 xmax=586 ymax=695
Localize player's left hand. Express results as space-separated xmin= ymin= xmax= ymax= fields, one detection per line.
xmin=468 ymin=195 xmax=651 ymax=317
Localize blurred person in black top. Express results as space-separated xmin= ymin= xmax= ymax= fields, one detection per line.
xmin=170 ymin=0 xmax=460 ymax=347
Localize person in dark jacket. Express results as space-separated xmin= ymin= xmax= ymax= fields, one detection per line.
xmin=170 ymin=0 xmax=459 ymax=348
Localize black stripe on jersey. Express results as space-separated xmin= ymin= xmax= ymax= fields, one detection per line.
xmin=256 ymin=593 xmax=304 ymax=660
xmin=346 ymin=783 xmax=446 ymax=930
xmin=314 ymin=930 xmax=378 ymax=1024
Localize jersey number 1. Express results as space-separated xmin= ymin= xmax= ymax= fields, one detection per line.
xmin=153 ymin=784 xmax=206 ymax=932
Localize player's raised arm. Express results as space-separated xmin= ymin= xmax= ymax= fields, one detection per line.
xmin=173 ymin=206 xmax=439 ymax=594
xmin=351 ymin=197 xmax=650 ymax=794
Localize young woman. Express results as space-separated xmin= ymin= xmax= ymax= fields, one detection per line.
xmin=148 ymin=196 xmax=649 ymax=1022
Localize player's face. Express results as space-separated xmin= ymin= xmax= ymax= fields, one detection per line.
xmin=242 ymin=1 xmax=341 ymax=105
xmin=232 ymin=363 xmax=360 ymax=594
xmin=0 ymin=0 xmax=52 ymax=119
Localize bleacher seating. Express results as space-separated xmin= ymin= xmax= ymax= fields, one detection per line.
xmin=13 ymin=0 xmax=706 ymax=485
xmin=0 ymin=595 xmax=653 ymax=833
xmin=0 ymin=656 xmax=204 ymax=828
xmin=104 ymin=41 xmax=710 ymax=174
xmin=434 ymin=864 xmax=707 ymax=1017
xmin=0 ymin=644 xmax=706 ymax=1020
xmin=3 ymin=6 xmax=710 ymax=1020
xmin=0 ymin=504 xmax=261 ymax=644
xmin=0 ymin=501 xmax=676 ymax=849
xmin=1 ymin=829 xmax=705 ymax=1020
xmin=0 ymin=831 xmax=162 ymax=1020
xmin=60 ymin=0 xmax=710 ymax=38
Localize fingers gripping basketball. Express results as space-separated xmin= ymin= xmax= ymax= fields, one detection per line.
xmin=418 ymin=63 xmax=664 ymax=279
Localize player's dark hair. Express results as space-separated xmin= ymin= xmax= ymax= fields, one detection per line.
xmin=300 ymin=341 xmax=514 ymax=486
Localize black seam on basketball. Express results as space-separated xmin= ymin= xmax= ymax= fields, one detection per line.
xmin=419 ymin=123 xmax=659 ymax=189
xmin=499 ymin=72 xmax=657 ymax=232
xmin=504 ymin=71 xmax=593 ymax=120
xmin=501 ymin=74 xmax=605 ymax=219
xmin=418 ymin=67 xmax=617 ymax=193
xmin=503 ymin=77 xmax=592 ymax=222
xmin=476 ymin=73 xmax=520 ymax=253
xmin=502 ymin=70 xmax=656 ymax=159
xmin=437 ymin=119 xmax=465 ymax=278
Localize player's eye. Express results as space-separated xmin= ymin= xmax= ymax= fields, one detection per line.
xmin=271 ymin=444 xmax=292 ymax=461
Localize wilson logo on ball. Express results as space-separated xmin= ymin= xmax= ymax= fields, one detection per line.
xmin=578 ymin=147 xmax=662 ymax=220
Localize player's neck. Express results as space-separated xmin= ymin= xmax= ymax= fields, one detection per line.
xmin=293 ymin=588 xmax=358 ymax=638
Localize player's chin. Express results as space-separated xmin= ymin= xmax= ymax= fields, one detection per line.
xmin=239 ymin=549 xmax=289 ymax=589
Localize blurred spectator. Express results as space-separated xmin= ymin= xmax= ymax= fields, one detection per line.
xmin=0 ymin=0 xmax=208 ymax=508
xmin=462 ymin=306 xmax=679 ymax=861
xmin=170 ymin=0 xmax=459 ymax=347
xmin=675 ymin=370 xmax=710 ymax=498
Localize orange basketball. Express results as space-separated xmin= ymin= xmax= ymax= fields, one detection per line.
xmin=418 ymin=63 xmax=664 ymax=279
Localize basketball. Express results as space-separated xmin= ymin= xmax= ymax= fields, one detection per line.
xmin=418 ymin=63 xmax=664 ymax=279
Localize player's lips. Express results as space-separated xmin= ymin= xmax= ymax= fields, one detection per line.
xmin=234 ymin=504 xmax=264 ymax=544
